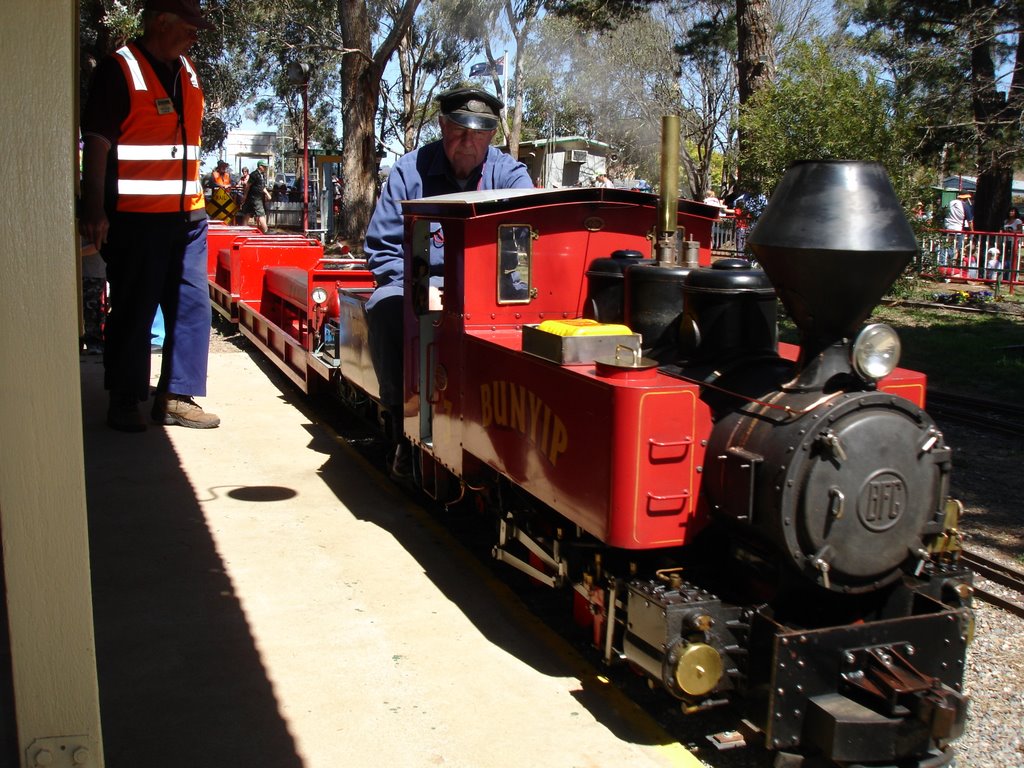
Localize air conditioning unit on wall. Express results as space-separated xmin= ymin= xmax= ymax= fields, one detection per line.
xmin=567 ymin=149 xmax=588 ymax=163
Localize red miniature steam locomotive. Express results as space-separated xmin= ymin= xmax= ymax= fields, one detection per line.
xmin=206 ymin=159 xmax=973 ymax=768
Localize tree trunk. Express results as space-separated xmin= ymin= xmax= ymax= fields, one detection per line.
xmin=968 ymin=0 xmax=1020 ymax=232
xmin=339 ymin=1 xmax=376 ymax=245
xmin=338 ymin=0 xmax=420 ymax=248
xmin=736 ymin=0 xmax=774 ymax=106
xmin=735 ymin=0 xmax=775 ymax=190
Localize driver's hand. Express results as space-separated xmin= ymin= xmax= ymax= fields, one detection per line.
xmin=428 ymin=285 xmax=443 ymax=311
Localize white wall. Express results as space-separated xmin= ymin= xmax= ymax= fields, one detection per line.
xmin=1 ymin=1 xmax=105 ymax=765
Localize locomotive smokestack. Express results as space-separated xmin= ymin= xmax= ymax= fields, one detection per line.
xmin=748 ymin=161 xmax=917 ymax=390
xmin=656 ymin=115 xmax=680 ymax=266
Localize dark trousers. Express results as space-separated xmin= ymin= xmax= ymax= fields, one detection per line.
xmin=366 ymin=294 xmax=404 ymax=442
xmin=102 ymin=215 xmax=211 ymax=401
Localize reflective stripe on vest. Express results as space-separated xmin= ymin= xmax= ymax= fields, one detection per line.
xmin=116 ymin=48 xmax=148 ymax=90
xmin=113 ymin=44 xmax=205 ymax=215
xmin=117 ymin=144 xmax=202 ymax=161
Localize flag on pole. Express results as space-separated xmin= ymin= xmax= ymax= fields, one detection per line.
xmin=469 ymin=56 xmax=505 ymax=77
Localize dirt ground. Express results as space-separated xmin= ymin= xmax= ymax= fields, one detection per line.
xmin=941 ymin=418 xmax=1024 ymax=562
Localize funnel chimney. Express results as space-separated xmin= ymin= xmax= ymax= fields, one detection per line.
xmin=748 ymin=161 xmax=917 ymax=389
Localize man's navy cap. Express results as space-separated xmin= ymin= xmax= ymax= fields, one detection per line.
xmin=438 ymin=87 xmax=503 ymax=131
xmin=145 ymin=0 xmax=215 ymax=29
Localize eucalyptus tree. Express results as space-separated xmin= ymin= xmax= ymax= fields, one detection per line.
xmin=239 ymin=0 xmax=347 ymax=157
xmin=668 ymin=2 xmax=738 ymax=196
xmin=547 ymin=0 xmax=778 ymax=191
xmin=458 ymin=0 xmax=547 ymax=159
xmin=381 ymin=0 xmax=485 ymax=153
xmin=339 ymin=0 xmax=420 ymax=244
xmin=522 ymin=0 xmax=824 ymax=195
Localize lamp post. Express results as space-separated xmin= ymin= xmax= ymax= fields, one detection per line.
xmin=286 ymin=61 xmax=311 ymax=231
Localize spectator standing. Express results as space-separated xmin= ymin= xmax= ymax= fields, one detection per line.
xmin=211 ymin=159 xmax=232 ymax=189
xmin=232 ymin=166 xmax=249 ymax=219
xmin=1003 ymin=206 xmax=1023 ymax=282
xmin=364 ymin=86 xmax=532 ymax=478
xmin=732 ymin=191 xmax=768 ymax=258
xmin=241 ymin=160 xmax=271 ymax=232
xmin=1004 ymin=206 xmax=1023 ymax=233
xmin=986 ymin=246 xmax=1002 ymax=280
xmin=272 ymin=175 xmax=289 ymax=202
xmin=595 ymin=173 xmax=615 ymax=189
xmin=331 ymin=175 xmax=343 ymax=220
xmin=79 ymin=0 xmax=220 ymax=432
xmin=942 ymin=192 xmax=973 ymax=268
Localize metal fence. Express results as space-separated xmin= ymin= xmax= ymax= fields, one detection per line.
xmin=711 ymin=215 xmax=745 ymax=258
xmin=709 ymin=214 xmax=1024 ymax=294
xmin=916 ymin=229 xmax=1024 ymax=292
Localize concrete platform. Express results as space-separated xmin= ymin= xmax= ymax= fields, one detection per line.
xmin=80 ymin=347 xmax=702 ymax=768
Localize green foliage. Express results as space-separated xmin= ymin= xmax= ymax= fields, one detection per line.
xmin=886 ymin=264 xmax=922 ymax=301
xmin=547 ymin=0 xmax=652 ymax=31
xmin=227 ymin=0 xmax=344 ymax=154
xmin=738 ymin=39 xmax=898 ymax=193
xmin=99 ymin=0 xmax=142 ymax=43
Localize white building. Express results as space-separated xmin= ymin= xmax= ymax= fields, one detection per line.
xmin=513 ymin=136 xmax=611 ymax=188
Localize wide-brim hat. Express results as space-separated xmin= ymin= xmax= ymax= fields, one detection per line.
xmin=437 ymin=86 xmax=502 ymax=131
xmin=144 ymin=0 xmax=215 ymax=30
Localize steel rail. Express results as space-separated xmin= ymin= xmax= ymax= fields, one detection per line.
xmin=960 ymin=549 xmax=1024 ymax=620
xmin=926 ymin=392 xmax=1024 ymax=437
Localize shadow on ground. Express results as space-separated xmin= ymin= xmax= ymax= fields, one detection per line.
xmin=80 ymin=355 xmax=303 ymax=768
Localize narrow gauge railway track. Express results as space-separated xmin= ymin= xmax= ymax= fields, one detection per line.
xmin=926 ymin=391 xmax=1024 ymax=436
xmin=961 ymin=549 xmax=1024 ymax=619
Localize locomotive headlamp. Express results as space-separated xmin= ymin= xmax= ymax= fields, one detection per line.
xmin=852 ymin=323 xmax=901 ymax=380
xmin=311 ymin=286 xmax=329 ymax=305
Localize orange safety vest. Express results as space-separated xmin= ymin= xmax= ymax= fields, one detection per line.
xmin=212 ymin=169 xmax=232 ymax=189
xmin=113 ymin=43 xmax=205 ymax=215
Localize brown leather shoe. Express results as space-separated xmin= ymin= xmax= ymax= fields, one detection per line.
xmin=152 ymin=394 xmax=220 ymax=429
xmin=107 ymin=393 xmax=146 ymax=433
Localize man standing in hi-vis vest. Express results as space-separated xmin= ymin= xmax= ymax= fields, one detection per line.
xmin=80 ymin=0 xmax=219 ymax=431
